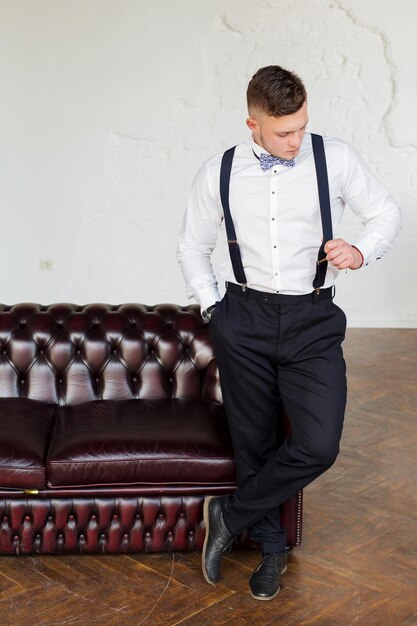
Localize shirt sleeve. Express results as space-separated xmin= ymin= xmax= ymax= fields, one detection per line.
xmin=176 ymin=159 xmax=223 ymax=310
xmin=341 ymin=143 xmax=402 ymax=266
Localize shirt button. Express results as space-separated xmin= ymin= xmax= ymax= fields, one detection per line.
xmin=272 ymin=218 xmax=275 ymax=221
xmin=273 ymin=245 xmax=277 ymax=248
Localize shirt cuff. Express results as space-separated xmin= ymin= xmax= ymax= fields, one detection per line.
xmin=353 ymin=236 xmax=385 ymax=268
xmin=195 ymin=284 xmax=222 ymax=312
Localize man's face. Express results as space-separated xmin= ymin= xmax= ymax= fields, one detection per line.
xmin=247 ymin=101 xmax=309 ymax=160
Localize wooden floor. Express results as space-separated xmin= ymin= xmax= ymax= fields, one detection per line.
xmin=1 ymin=329 xmax=416 ymax=626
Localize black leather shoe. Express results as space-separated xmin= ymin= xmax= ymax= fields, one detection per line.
xmin=202 ymin=496 xmax=234 ymax=585
xmin=249 ymin=552 xmax=288 ymax=601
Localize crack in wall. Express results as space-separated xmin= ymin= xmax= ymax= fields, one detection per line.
xmin=220 ymin=14 xmax=242 ymax=34
xmin=331 ymin=0 xmax=417 ymax=152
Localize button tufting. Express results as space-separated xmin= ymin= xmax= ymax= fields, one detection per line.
xmin=24 ymin=516 xmax=30 ymax=522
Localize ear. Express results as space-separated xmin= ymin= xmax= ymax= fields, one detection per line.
xmin=246 ymin=117 xmax=259 ymax=133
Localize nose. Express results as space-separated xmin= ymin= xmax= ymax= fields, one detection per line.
xmin=289 ymin=132 xmax=302 ymax=149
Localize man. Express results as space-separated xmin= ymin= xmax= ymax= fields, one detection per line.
xmin=177 ymin=65 xmax=401 ymax=601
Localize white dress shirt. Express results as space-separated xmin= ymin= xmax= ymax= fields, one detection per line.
xmin=177 ymin=133 xmax=402 ymax=311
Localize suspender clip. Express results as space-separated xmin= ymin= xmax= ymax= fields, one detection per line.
xmin=227 ymin=240 xmax=238 ymax=246
xmin=241 ymin=283 xmax=247 ymax=292
xmin=313 ymin=287 xmax=321 ymax=303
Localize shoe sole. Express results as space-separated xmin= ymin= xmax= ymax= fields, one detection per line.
xmin=249 ymin=585 xmax=281 ymax=601
xmin=202 ymin=496 xmax=216 ymax=585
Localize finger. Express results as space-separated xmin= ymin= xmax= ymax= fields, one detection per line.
xmin=327 ymin=251 xmax=349 ymax=267
xmin=326 ymin=248 xmax=345 ymax=263
xmin=324 ymin=239 xmax=340 ymax=253
xmin=330 ymin=252 xmax=355 ymax=269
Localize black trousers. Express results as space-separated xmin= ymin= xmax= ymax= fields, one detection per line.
xmin=210 ymin=283 xmax=347 ymax=554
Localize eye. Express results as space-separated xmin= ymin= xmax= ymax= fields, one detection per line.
xmin=276 ymin=133 xmax=288 ymax=138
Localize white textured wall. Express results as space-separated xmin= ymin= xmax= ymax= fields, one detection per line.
xmin=0 ymin=0 xmax=415 ymax=326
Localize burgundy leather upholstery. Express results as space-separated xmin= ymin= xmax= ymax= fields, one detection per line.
xmin=0 ymin=303 xmax=302 ymax=554
xmin=0 ymin=398 xmax=55 ymax=488
xmin=47 ymin=399 xmax=236 ymax=488
xmin=0 ymin=493 xmax=302 ymax=554
xmin=0 ymin=303 xmax=221 ymax=405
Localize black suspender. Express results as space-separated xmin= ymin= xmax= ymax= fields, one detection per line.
xmin=219 ymin=146 xmax=247 ymax=287
xmin=311 ymin=133 xmax=333 ymax=291
xmin=219 ymin=134 xmax=333 ymax=293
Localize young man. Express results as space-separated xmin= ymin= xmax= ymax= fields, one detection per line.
xmin=177 ymin=65 xmax=401 ymax=601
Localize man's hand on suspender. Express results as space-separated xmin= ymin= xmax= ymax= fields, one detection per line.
xmin=324 ymin=239 xmax=364 ymax=271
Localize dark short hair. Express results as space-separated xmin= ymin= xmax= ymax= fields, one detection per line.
xmin=247 ymin=65 xmax=307 ymax=117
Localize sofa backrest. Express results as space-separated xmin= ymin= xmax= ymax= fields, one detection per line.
xmin=0 ymin=303 xmax=222 ymax=406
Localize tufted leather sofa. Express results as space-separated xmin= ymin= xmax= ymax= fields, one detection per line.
xmin=0 ymin=303 xmax=302 ymax=555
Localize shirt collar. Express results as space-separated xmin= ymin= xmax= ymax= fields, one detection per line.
xmin=249 ymin=137 xmax=269 ymax=158
xmin=248 ymin=133 xmax=310 ymax=165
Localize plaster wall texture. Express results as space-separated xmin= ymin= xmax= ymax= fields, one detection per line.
xmin=0 ymin=0 xmax=415 ymax=326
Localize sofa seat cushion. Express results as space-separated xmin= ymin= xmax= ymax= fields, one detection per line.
xmin=0 ymin=397 xmax=56 ymax=489
xmin=47 ymin=399 xmax=236 ymax=488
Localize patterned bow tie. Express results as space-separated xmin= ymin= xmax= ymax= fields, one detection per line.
xmin=258 ymin=152 xmax=295 ymax=171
